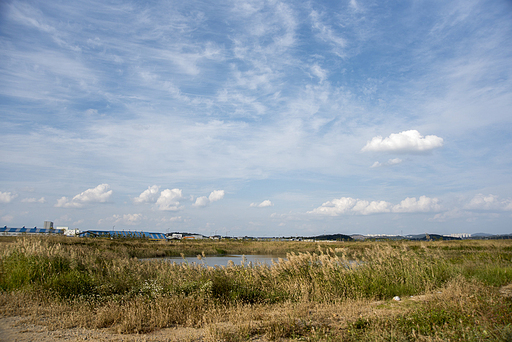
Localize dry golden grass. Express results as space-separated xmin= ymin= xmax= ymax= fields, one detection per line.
xmin=1 ymin=236 xmax=512 ymax=341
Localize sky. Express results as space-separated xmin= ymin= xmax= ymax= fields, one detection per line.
xmin=1 ymin=0 xmax=512 ymax=237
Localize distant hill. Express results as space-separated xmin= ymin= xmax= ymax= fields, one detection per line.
xmin=308 ymin=234 xmax=353 ymax=241
xmin=406 ymin=234 xmax=461 ymax=241
xmin=471 ymin=233 xmax=494 ymax=237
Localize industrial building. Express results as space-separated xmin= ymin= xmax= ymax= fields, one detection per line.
xmin=78 ymin=230 xmax=167 ymax=240
xmin=0 ymin=226 xmax=64 ymax=236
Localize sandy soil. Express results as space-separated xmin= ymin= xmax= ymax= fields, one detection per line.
xmin=0 ymin=316 xmax=205 ymax=342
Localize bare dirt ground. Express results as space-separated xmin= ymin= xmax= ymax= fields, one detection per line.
xmin=0 ymin=316 xmax=206 ymax=342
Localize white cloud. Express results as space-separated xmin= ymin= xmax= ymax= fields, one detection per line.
xmin=362 ymin=130 xmax=443 ymax=153
xmin=193 ymin=190 xmax=225 ymax=207
xmin=370 ymin=158 xmax=403 ymax=168
xmin=156 ymin=189 xmax=183 ymax=211
xmin=0 ymin=192 xmax=17 ymax=203
xmin=392 ymin=196 xmax=441 ymax=213
xmin=117 ymin=213 xmax=143 ymax=226
xmin=309 ymin=195 xmax=440 ymax=216
xmin=55 ymin=184 xmax=112 ymax=208
xmin=310 ymin=10 xmax=346 ymax=57
xmin=99 ymin=213 xmax=143 ymax=226
xmin=21 ymin=197 xmax=45 ymax=203
xmin=2 ymin=215 xmax=14 ymax=223
xmin=193 ymin=196 xmax=209 ymax=207
xmin=464 ymin=194 xmax=512 ymax=211
xmin=352 ymin=200 xmax=392 ymax=215
xmin=308 ymin=197 xmax=391 ymax=216
xmin=133 ymin=185 xmax=160 ymax=204
xmin=310 ymin=64 xmax=327 ymax=83
xmin=250 ymin=199 xmax=273 ymax=208
xmin=430 ymin=208 xmax=470 ymax=222
xmin=504 ymin=200 xmax=512 ymax=211
xmin=209 ymin=190 xmax=225 ymax=202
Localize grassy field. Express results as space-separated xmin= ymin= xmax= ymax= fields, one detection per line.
xmin=1 ymin=236 xmax=511 ymax=341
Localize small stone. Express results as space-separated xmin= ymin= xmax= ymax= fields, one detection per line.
xmin=393 ymin=296 xmax=401 ymax=301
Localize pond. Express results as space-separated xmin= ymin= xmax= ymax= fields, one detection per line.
xmin=155 ymin=254 xmax=285 ymax=267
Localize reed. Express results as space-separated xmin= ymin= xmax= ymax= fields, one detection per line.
xmin=1 ymin=236 xmax=511 ymax=341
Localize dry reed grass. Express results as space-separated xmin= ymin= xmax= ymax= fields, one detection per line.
xmin=1 ymin=236 xmax=512 ymax=341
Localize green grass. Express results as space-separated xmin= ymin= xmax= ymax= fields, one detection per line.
xmin=1 ymin=236 xmax=511 ymax=340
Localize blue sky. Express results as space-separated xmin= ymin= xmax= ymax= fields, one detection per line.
xmin=1 ymin=0 xmax=511 ymax=236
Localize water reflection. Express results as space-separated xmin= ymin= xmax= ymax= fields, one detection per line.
xmin=158 ymin=254 xmax=284 ymax=267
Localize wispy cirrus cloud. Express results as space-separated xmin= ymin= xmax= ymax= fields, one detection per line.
xmin=21 ymin=197 xmax=46 ymax=203
xmin=99 ymin=213 xmax=144 ymax=226
xmin=1 ymin=0 xmax=511 ymax=235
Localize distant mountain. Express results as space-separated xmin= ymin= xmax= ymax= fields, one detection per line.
xmin=471 ymin=233 xmax=494 ymax=237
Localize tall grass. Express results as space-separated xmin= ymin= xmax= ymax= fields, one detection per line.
xmin=1 ymin=236 xmax=511 ymax=340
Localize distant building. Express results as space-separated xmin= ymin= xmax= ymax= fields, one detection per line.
xmin=44 ymin=221 xmax=53 ymax=229
xmin=0 ymin=226 xmax=63 ymax=236
xmin=167 ymin=233 xmax=183 ymax=240
xmin=182 ymin=234 xmax=203 ymax=240
xmin=78 ymin=230 xmax=166 ymax=239
xmin=444 ymin=233 xmax=471 ymax=239
xmin=57 ymin=227 xmax=80 ymax=237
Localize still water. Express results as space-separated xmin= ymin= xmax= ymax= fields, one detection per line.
xmin=159 ymin=254 xmax=284 ymax=267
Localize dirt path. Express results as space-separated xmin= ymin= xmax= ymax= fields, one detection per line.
xmin=0 ymin=316 xmax=205 ymax=342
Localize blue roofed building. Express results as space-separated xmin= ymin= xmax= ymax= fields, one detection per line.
xmin=0 ymin=226 xmax=65 ymax=236
xmin=78 ymin=230 xmax=167 ymax=240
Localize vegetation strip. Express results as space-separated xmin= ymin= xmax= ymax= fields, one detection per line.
xmin=1 ymin=236 xmax=512 ymax=341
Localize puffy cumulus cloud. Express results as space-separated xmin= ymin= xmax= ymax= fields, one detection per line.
xmin=55 ymin=184 xmax=112 ymax=208
xmin=133 ymin=185 xmax=160 ymax=204
xmin=464 ymin=194 xmax=512 ymax=211
xmin=352 ymin=200 xmax=392 ymax=215
xmin=21 ymin=197 xmax=45 ymax=203
xmin=465 ymin=193 xmax=499 ymax=210
xmin=392 ymin=196 xmax=441 ymax=213
xmin=250 ymin=200 xmax=274 ymax=208
xmin=308 ymin=197 xmax=392 ymax=216
xmin=193 ymin=196 xmax=209 ymax=207
xmin=209 ymin=190 xmax=225 ymax=202
xmin=0 ymin=191 xmax=17 ymax=203
xmin=193 ymin=190 xmax=225 ymax=207
xmin=309 ymin=195 xmax=441 ymax=216
xmin=362 ymin=130 xmax=443 ymax=153
xmin=370 ymin=158 xmax=403 ymax=168
xmin=309 ymin=197 xmax=356 ymax=216
xmin=156 ymin=189 xmax=183 ymax=211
